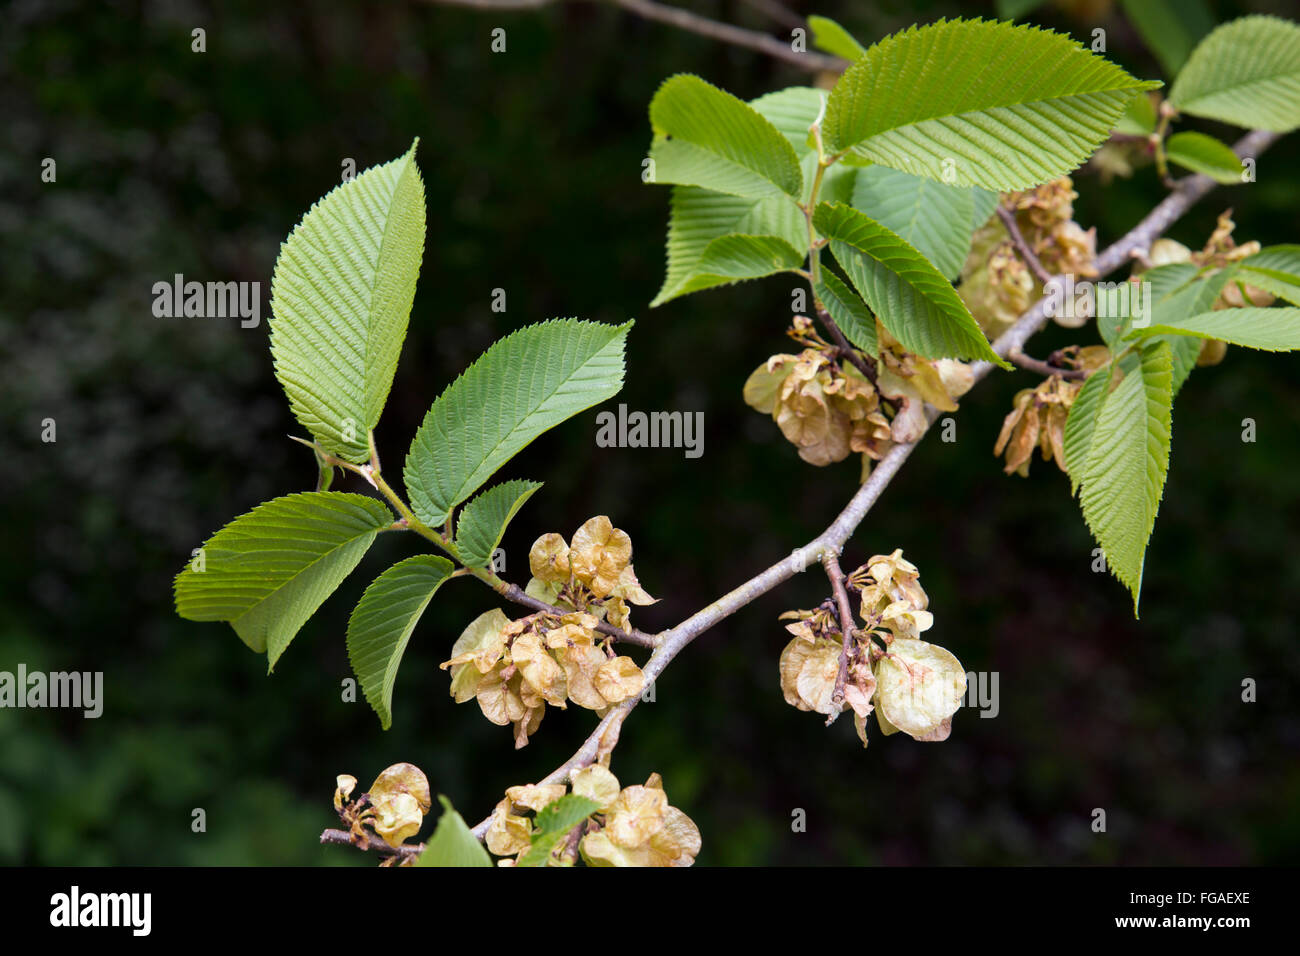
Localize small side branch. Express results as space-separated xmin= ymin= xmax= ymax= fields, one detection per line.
xmin=996 ymin=205 xmax=1054 ymax=286
xmin=320 ymin=828 xmax=424 ymax=863
xmin=815 ymin=306 xmax=877 ymax=382
xmin=611 ymin=0 xmax=846 ymax=72
xmin=821 ymin=551 xmax=856 ymax=726
xmin=1007 ymin=348 xmax=1086 ymax=380
xmin=498 ymin=582 xmax=659 ymax=648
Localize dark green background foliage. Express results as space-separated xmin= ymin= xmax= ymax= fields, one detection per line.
xmin=2 ymin=0 xmax=1297 ymax=865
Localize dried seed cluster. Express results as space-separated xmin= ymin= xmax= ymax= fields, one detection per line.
xmin=744 ymin=318 xmax=973 ymax=478
xmin=332 ymin=763 xmax=432 ymax=865
xmin=780 ymin=550 xmax=966 ymax=748
xmin=993 ymin=374 xmax=1082 ymax=477
xmin=960 ymin=176 xmax=1098 ymax=336
xmin=441 ymin=517 xmax=654 ymax=748
xmin=486 ymin=766 xmax=701 ymax=867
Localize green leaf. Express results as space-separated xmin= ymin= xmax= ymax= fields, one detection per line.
xmin=851 ymin=166 xmax=980 ymax=280
xmin=454 ymin=479 xmax=543 ymax=569
xmin=1169 ymin=16 xmax=1300 ymax=132
xmin=824 ymin=19 xmax=1159 ymax=190
xmin=1077 ymin=343 xmax=1173 ymax=614
xmin=1239 ymin=245 xmax=1300 ymax=305
xmin=1097 ymin=263 xmax=1195 ymax=347
xmin=1128 ymin=265 xmax=1238 ymax=392
xmin=346 ymin=555 xmax=454 ymax=729
xmin=1125 ymin=306 xmax=1300 ymax=352
xmin=517 ymin=794 xmax=601 ymax=868
xmin=747 ymin=87 xmax=827 ymax=153
xmin=312 ymin=444 xmax=336 ymax=492
xmin=814 ymin=268 xmax=878 ymax=357
xmin=749 ymin=87 xmax=858 ymax=204
xmin=652 ymin=188 xmax=806 ymax=306
xmin=814 ymin=202 xmax=1008 ymax=367
xmin=1119 ymin=0 xmax=1214 ymax=77
xmin=650 ymin=88 xmax=864 ymax=307
xmin=1063 ymin=364 xmax=1114 ymax=495
xmin=404 ymin=319 xmax=630 ymax=526
xmin=1164 ymin=131 xmax=1244 ymax=184
xmin=970 ymin=187 xmax=1000 ymax=233
xmin=649 ymin=74 xmax=802 ymax=199
xmin=270 ymin=142 xmax=425 ymax=462
xmin=174 ymin=492 xmax=393 ymax=670
xmin=696 ymin=233 xmax=806 ymax=281
xmin=1115 ymin=91 xmax=1158 ymax=135
xmin=807 ymin=14 xmax=867 ymax=60
xmin=415 ymin=796 xmax=492 ymax=867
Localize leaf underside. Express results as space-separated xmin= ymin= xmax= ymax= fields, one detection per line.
xmin=851 ymin=165 xmax=993 ymax=280
xmin=1239 ymin=246 xmax=1300 ymax=305
xmin=814 ymin=268 xmax=879 ymax=357
xmin=1128 ymin=307 xmax=1300 ymax=352
xmin=1169 ymin=15 xmax=1300 ymax=132
xmin=1063 ymin=363 xmax=1114 ymax=495
xmin=174 ymin=492 xmax=394 ymax=670
xmin=1164 ymin=131 xmax=1244 ymax=184
xmin=649 ymin=74 xmax=803 ymax=199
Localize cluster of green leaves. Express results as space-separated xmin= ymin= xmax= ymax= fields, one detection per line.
xmin=174 ymin=143 xmax=632 ymax=729
xmin=1056 ymin=13 xmax=1300 ymax=613
xmin=645 ymin=12 xmax=1300 ymax=616
xmin=1065 ymin=257 xmax=1300 ymax=613
xmin=1003 ymin=0 xmax=1300 ymax=121
xmin=1114 ymin=15 xmax=1300 ymax=183
xmin=647 ymin=17 xmax=1161 ymax=368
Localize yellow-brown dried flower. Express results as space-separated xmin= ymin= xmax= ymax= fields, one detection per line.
xmin=745 ymin=348 xmax=885 ymax=467
xmin=579 ymin=772 xmax=700 ymax=868
xmin=484 ymin=797 xmax=534 ymax=857
xmin=872 ymin=639 xmax=967 ymax=742
xmin=442 ymin=574 xmax=648 ymax=746
xmin=993 ymin=375 xmax=1082 ymax=477
xmin=366 ymin=763 xmax=432 ymax=848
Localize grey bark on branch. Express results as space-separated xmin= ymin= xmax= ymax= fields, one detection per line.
xmin=469 ymin=127 xmax=1280 ymax=840
xmin=996 ymin=204 xmax=1056 ymax=286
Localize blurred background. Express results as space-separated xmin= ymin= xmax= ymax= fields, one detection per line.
xmin=2 ymin=0 xmax=1297 ymax=866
